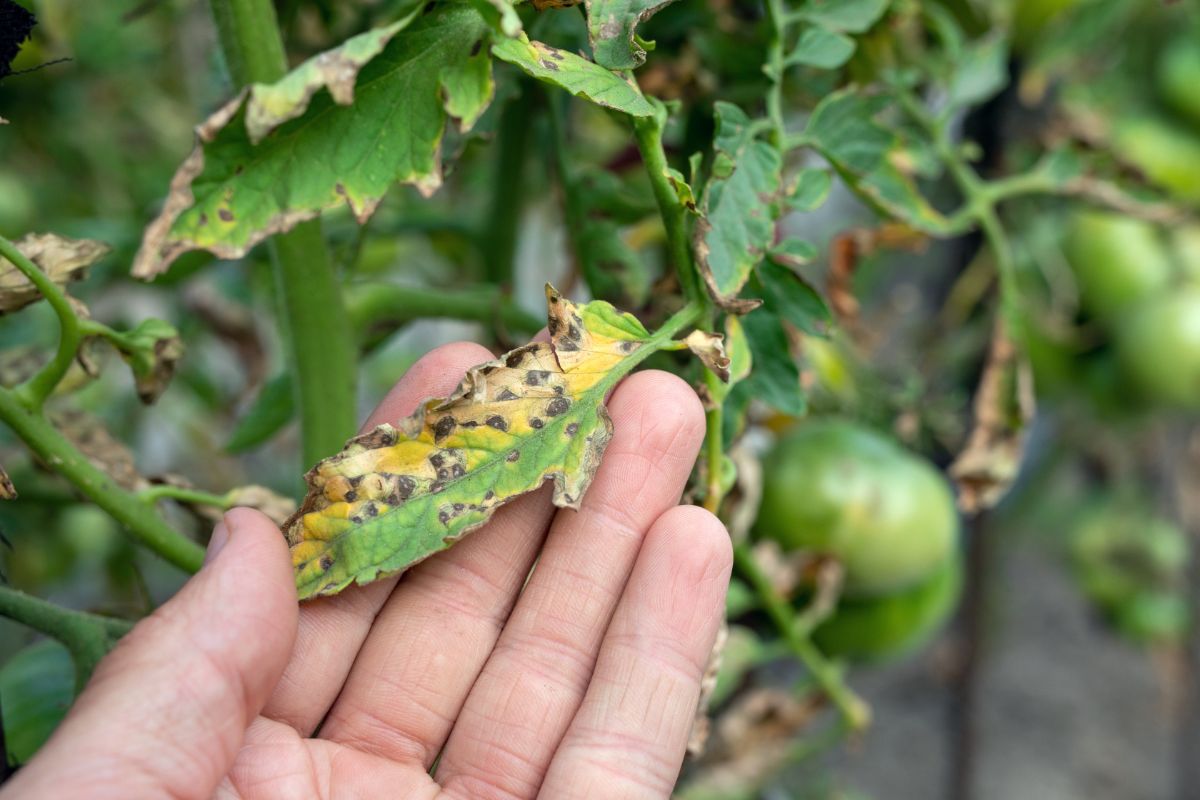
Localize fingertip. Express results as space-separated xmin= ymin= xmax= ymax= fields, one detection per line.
xmin=607 ymin=369 xmax=707 ymax=460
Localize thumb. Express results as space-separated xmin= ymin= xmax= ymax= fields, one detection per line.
xmin=2 ymin=508 xmax=299 ymax=800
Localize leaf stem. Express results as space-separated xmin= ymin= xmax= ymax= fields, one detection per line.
xmin=344 ymin=281 xmax=544 ymax=342
xmin=763 ymin=0 xmax=789 ymax=148
xmin=0 ymin=586 xmax=133 ymax=687
xmin=732 ymin=541 xmax=871 ymax=730
xmin=0 ymin=234 xmax=85 ymax=411
xmin=0 ymin=386 xmax=205 ymax=572
xmin=209 ymin=0 xmax=360 ymax=469
xmin=138 ymin=485 xmax=233 ymax=508
xmin=482 ymin=89 xmax=533 ymax=288
xmin=633 ymin=110 xmax=702 ymax=305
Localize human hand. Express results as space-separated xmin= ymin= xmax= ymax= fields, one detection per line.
xmin=2 ymin=342 xmax=732 ymax=799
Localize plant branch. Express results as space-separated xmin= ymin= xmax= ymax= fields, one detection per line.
xmin=0 ymin=387 xmax=205 ymax=572
xmin=209 ymin=0 xmax=359 ymax=469
xmin=344 ymin=282 xmax=544 ymax=343
xmin=0 ymin=235 xmax=85 ymax=410
xmin=633 ymin=109 xmax=702 ymax=305
xmin=0 ymin=586 xmax=133 ymax=686
xmin=138 ymin=485 xmax=233 ymax=507
xmin=733 ymin=542 xmax=871 ymax=730
xmin=482 ymin=88 xmax=533 ymax=288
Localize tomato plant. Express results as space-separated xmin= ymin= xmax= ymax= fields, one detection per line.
xmin=2 ymin=0 xmax=1199 ymax=795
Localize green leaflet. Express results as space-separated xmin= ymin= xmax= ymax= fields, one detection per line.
xmin=491 ymin=35 xmax=654 ymax=116
xmin=286 ymin=287 xmax=688 ymax=599
xmin=585 ymin=0 xmax=677 ymax=69
xmin=0 ymin=641 xmax=74 ymax=765
xmin=133 ymin=3 xmax=493 ymax=279
xmin=696 ymin=102 xmax=782 ymax=311
xmin=800 ymin=0 xmax=890 ymax=34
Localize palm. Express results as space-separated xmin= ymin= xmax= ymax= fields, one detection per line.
xmin=211 ymin=342 xmax=728 ymax=800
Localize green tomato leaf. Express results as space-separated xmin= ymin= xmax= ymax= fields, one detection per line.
xmin=286 ymin=286 xmax=670 ymax=599
xmin=800 ymin=0 xmax=890 ymax=33
xmin=0 ymin=640 xmax=74 ymax=765
xmin=770 ymin=237 xmax=818 ymax=265
xmin=947 ymin=33 xmax=1009 ymax=110
xmin=784 ymin=26 xmax=855 ymax=69
xmin=696 ymin=102 xmax=782 ymax=312
xmin=758 ymin=258 xmax=831 ymax=336
xmin=134 ymin=3 xmax=493 ymax=279
xmin=467 ymin=0 xmax=522 ymax=36
xmin=842 ymin=159 xmax=954 ymax=234
xmin=803 ymin=88 xmax=892 ymax=175
xmin=789 ymin=167 xmax=832 ymax=211
xmin=739 ymin=301 xmax=806 ymax=416
xmin=491 ymin=35 xmax=654 ymax=116
xmin=584 ymin=0 xmax=677 ymax=69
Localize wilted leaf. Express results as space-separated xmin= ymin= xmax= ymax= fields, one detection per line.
xmin=686 ymin=330 xmax=731 ymax=382
xmin=584 ymin=0 xmax=676 ymax=70
xmin=696 ymin=103 xmax=782 ymax=312
xmin=949 ymin=320 xmax=1035 ymax=513
xmin=134 ymin=3 xmax=493 ymax=278
xmin=492 ymin=35 xmax=654 ymax=116
xmin=0 ymin=234 xmax=109 ymax=315
xmin=0 ymin=462 xmax=15 ymax=499
xmin=108 ymin=319 xmax=184 ymax=404
xmin=285 ymin=286 xmax=671 ymax=599
xmin=226 ymin=485 xmax=298 ymax=526
xmin=688 ymin=621 xmax=728 ymax=756
xmin=52 ymin=410 xmax=147 ymax=492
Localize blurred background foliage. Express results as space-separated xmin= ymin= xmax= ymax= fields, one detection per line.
xmin=2 ymin=0 xmax=1200 ymax=797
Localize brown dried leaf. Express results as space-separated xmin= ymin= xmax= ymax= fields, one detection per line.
xmin=687 ymin=621 xmax=728 ymax=757
xmin=685 ymin=329 xmax=731 ymax=382
xmin=51 ymin=410 xmax=147 ymax=491
xmin=0 ymin=463 xmax=16 ymax=499
xmin=949 ymin=319 xmax=1035 ymax=513
xmin=0 ymin=233 xmax=109 ymax=315
xmin=225 ymin=485 xmax=298 ymax=526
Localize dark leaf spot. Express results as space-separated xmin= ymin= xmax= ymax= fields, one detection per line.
xmin=320 ymin=554 xmax=334 ymax=570
xmin=365 ymin=503 xmax=378 ymax=517
xmin=452 ymin=464 xmax=465 ymax=478
xmin=351 ymin=515 xmax=363 ymax=524
xmin=498 ymin=388 xmax=519 ymax=401
xmin=565 ymin=422 xmax=580 ymax=437
xmin=525 ymin=370 xmax=550 ymax=386
xmin=433 ymin=416 xmax=456 ymax=442
xmin=530 ymin=417 xmax=544 ymax=429
xmin=218 ymin=208 xmax=234 ymax=222
xmin=486 ymin=415 xmax=509 ymax=432
xmin=484 ymin=490 xmax=495 ymax=500
xmin=430 ymin=453 xmax=444 ymax=468
xmin=344 ymin=490 xmax=357 ymax=502
xmin=545 ymin=397 xmax=570 ymax=417
xmin=453 ymin=503 xmax=465 ymax=512
xmin=439 ymin=510 xmax=450 ymax=525
xmin=506 ymin=450 xmax=520 ymax=462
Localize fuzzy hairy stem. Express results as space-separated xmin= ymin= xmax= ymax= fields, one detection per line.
xmin=209 ymin=0 xmax=359 ymax=469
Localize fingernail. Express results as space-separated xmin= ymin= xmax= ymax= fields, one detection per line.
xmin=204 ymin=522 xmax=230 ymax=566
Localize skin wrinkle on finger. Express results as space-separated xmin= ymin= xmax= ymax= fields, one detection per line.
xmin=435 ymin=371 xmax=706 ymax=800
xmin=262 ymin=340 xmax=498 ymax=735
xmin=538 ymin=506 xmax=731 ymax=800
xmin=317 ymin=482 xmax=555 ymax=765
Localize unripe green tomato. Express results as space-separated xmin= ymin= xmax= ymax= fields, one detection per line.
xmin=812 ymin=556 xmax=963 ymax=663
xmin=1113 ymin=117 xmax=1200 ymax=203
xmin=1158 ymin=36 xmax=1200 ymax=129
xmin=1063 ymin=211 xmax=1172 ymax=319
xmin=755 ymin=421 xmax=959 ymax=597
xmin=1115 ymin=288 xmax=1200 ymax=411
xmin=1071 ymin=505 xmax=1188 ymax=605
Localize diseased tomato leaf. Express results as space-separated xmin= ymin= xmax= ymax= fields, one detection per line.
xmin=286 ymin=286 xmax=664 ymax=599
xmin=0 ymin=233 xmax=109 ymax=315
xmin=134 ymin=3 xmax=494 ymax=279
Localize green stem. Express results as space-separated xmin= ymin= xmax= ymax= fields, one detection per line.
xmin=733 ymin=542 xmax=871 ymax=730
xmin=344 ymin=282 xmax=544 ymax=343
xmin=763 ymin=0 xmax=788 ymax=148
xmin=139 ymin=485 xmax=232 ymax=507
xmin=271 ymin=223 xmax=359 ymax=468
xmin=0 ymin=587 xmax=133 ymax=687
xmin=0 ymin=235 xmax=84 ymax=410
xmin=0 ymin=387 xmax=205 ymax=572
xmin=210 ymin=0 xmax=359 ymax=470
xmin=482 ymin=89 xmax=533 ymax=288
xmin=633 ymin=111 xmax=702 ymax=305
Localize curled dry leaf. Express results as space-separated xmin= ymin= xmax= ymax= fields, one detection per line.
xmin=226 ymin=485 xmax=298 ymax=526
xmin=51 ymin=410 xmax=146 ymax=492
xmin=723 ymin=443 xmax=761 ymax=544
xmin=687 ymin=620 xmax=728 ymax=757
xmin=0 ymin=463 xmax=16 ymax=499
xmin=285 ymin=285 xmax=666 ymax=599
xmin=685 ymin=329 xmax=730 ymax=382
xmin=949 ymin=319 xmax=1035 ymax=513
xmin=0 ymin=233 xmax=109 ymax=315
xmin=111 ymin=319 xmax=185 ymax=404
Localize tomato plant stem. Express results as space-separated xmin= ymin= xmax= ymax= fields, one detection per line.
xmin=0 ymin=587 xmax=133 ymax=687
xmin=209 ymin=0 xmax=359 ymax=469
xmin=482 ymin=89 xmax=533 ymax=289
xmin=345 ymin=281 xmax=544 ymax=342
xmin=733 ymin=542 xmax=872 ymax=731
xmin=0 ymin=387 xmax=206 ymax=573
xmin=633 ymin=108 xmax=703 ymax=305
